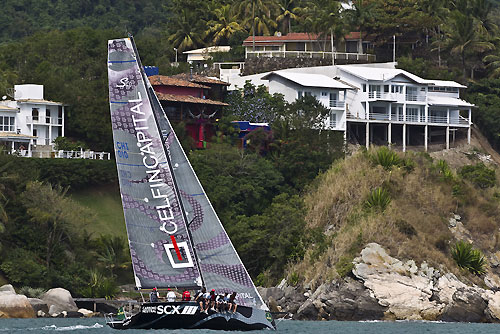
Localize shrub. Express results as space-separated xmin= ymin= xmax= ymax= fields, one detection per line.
xmin=396 ymin=220 xmax=417 ymax=237
xmin=335 ymin=255 xmax=355 ymax=278
xmin=371 ymin=147 xmax=401 ymax=170
xmin=451 ymin=241 xmax=487 ymax=275
xmin=287 ymin=272 xmax=299 ymax=286
xmin=18 ymin=286 xmax=46 ymax=298
xmin=459 ymin=163 xmax=496 ymax=189
xmin=364 ymin=187 xmax=391 ymax=211
xmin=0 ymin=249 xmax=47 ymax=287
xmin=436 ymin=160 xmax=454 ymax=182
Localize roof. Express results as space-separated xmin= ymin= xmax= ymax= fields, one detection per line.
xmin=242 ymin=32 xmax=365 ymax=46
xmin=428 ymin=96 xmax=474 ymax=107
xmin=148 ymin=75 xmax=209 ymax=89
xmin=0 ymin=104 xmax=18 ymax=112
xmin=16 ymin=99 xmax=63 ymax=105
xmin=425 ymin=80 xmax=467 ymax=89
xmin=262 ymin=72 xmax=352 ymax=89
xmin=336 ymin=65 xmax=427 ymax=84
xmin=172 ymin=73 xmax=230 ymax=86
xmin=156 ymin=93 xmax=228 ymax=106
xmin=0 ymin=132 xmax=36 ymax=140
xmin=183 ymin=46 xmax=231 ymax=54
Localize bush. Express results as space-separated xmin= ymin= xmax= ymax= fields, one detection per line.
xmin=335 ymin=255 xmax=355 ymax=278
xmin=436 ymin=160 xmax=454 ymax=182
xmin=451 ymin=241 xmax=487 ymax=275
xmin=396 ymin=220 xmax=417 ymax=237
xmin=18 ymin=286 xmax=46 ymax=298
xmin=371 ymin=147 xmax=401 ymax=170
xmin=459 ymin=163 xmax=496 ymax=189
xmin=364 ymin=187 xmax=391 ymax=211
xmin=0 ymin=249 xmax=47 ymax=287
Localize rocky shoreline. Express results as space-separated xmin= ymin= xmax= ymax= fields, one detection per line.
xmin=0 ymin=285 xmax=105 ymax=318
xmin=259 ymin=243 xmax=500 ymax=323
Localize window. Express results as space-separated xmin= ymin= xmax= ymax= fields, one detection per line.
xmin=329 ymin=93 xmax=338 ymax=107
xmin=384 ymin=85 xmax=389 ymax=93
xmin=33 ymin=128 xmax=37 ymax=137
xmin=32 ymin=108 xmax=39 ymax=121
xmin=321 ymin=91 xmax=328 ymax=97
xmin=305 ymin=91 xmax=312 ymax=96
xmin=407 ymin=107 xmax=419 ymax=122
xmin=0 ymin=116 xmax=14 ymax=132
xmin=362 ymin=84 xmax=366 ymax=92
xmin=46 ymin=110 xmax=51 ymax=124
xmin=407 ymin=87 xmax=417 ymax=95
xmin=329 ymin=111 xmax=337 ymax=128
xmin=391 ymin=85 xmax=403 ymax=93
xmin=298 ymin=91 xmax=303 ymax=98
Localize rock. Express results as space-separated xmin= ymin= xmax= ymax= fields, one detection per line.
xmin=353 ymin=243 xmax=444 ymax=320
xmin=0 ymin=294 xmax=35 ymax=318
xmin=484 ymin=291 xmax=500 ymax=322
xmin=28 ymin=298 xmax=48 ymax=314
xmin=294 ymin=299 xmax=318 ymax=320
xmin=277 ymin=279 xmax=287 ymax=290
xmin=48 ymin=304 xmax=60 ymax=317
xmin=37 ymin=310 xmax=46 ymax=318
xmin=441 ymin=287 xmax=487 ymax=322
xmin=42 ymin=288 xmax=77 ymax=314
xmin=78 ymin=308 xmax=95 ymax=317
xmin=0 ymin=285 xmax=15 ymax=295
xmin=66 ymin=311 xmax=83 ymax=318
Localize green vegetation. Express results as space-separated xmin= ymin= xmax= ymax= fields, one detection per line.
xmin=364 ymin=187 xmax=392 ymax=212
xmin=451 ymin=241 xmax=487 ymax=275
xmin=459 ymin=163 xmax=496 ymax=189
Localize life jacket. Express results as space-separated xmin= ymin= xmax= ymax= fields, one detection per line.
xmin=182 ymin=290 xmax=191 ymax=301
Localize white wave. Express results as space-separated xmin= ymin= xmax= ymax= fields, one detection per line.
xmin=40 ymin=323 xmax=104 ymax=331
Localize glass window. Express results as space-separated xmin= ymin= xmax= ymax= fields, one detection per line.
xmin=0 ymin=116 xmax=15 ymax=131
xmin=32 ymin=108 xmax=39 ymax=121
xmin=362 ymin=84 xmax=366 ymax=92
xmin=322 ymin=92 xmax=328 ymax=97
xmin=298 ymin=91 xmax=303 ymax=98
xmin=384 ymin=85 xmax=389 ymax=93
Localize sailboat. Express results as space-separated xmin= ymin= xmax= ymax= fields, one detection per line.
xmin=105 ymin=36 xmax=276 ymax=330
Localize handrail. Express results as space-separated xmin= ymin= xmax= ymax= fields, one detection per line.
xmin=245 ymin=50 xmax=376 ymax=61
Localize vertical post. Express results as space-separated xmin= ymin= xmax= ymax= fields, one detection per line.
xmin=331 ymin=29 xmax=335 ymax=66
xmin=446 ymin=126 xmax=450 ymax=149
xmin=388 ymin=123 xmax=392 ymax=147
xmin=468 ymin=108 xmax=472 ymax=145
xmin=366 ymin=101 xmax=370 ymax=120
xmin=366 ymin=122 xmax=369 ymax=149
xmin=389 ymin=103 xmax=392 ymax=120
xmin=403 ymin=124 xmax=406 ymax=152
xmin=424 ymin=105 xmax=428 ymax=123
xmin=424 ymin=125 xmax=428 ymax=152
xmin=393 ymin=35 xmax=396 ymax=62
xmin=447 ymin=107 xmax=450 ymax=124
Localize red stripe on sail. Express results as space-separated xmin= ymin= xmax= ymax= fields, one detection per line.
xmin=170 ymin=235 xmax=183 ymax=261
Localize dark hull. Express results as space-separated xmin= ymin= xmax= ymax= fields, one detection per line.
xmin=107 ymin=301 xmax=276 ymax=330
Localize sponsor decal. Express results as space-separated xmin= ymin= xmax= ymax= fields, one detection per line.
xmin=126 ymin=91 xmax=194 ymax=269
xmin=266 ymin=312 xmax=272 ymax=322
xmin=142 ymin=305 xmax=198 ymax=315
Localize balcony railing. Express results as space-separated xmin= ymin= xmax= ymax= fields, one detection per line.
xmin=329 ymin=100 xmax=345 ymax=108
xmin=246 ymin=50 xmax=376 ymax=62
xmin=26 ymin=116 xmax=63 ymax=125
xmin=356 ymin=113 xmax=471 ymax=125
xmin=406 ymin=94 xmax=426 ymax=102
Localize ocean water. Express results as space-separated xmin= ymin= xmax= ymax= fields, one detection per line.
xmin=1 ymin=318 xmax=500 ymax=334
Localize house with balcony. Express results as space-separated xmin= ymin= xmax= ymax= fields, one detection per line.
xmin=229 ymin=63 xmax=473 ymax=151
xmin=243 ymin=32 xmax=375 ymax=62
xmin=0 ymin=84 xmax=65 ymax=156
xmin=261 ymin=71 xmax=352 ymax=131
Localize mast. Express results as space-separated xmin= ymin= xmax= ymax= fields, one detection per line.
xmin=128 ymin=34 xmax=205 ymax=289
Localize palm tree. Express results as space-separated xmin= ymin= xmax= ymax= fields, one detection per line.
xmin=276 ymin=0 xmax=301 ymax=34
xmin=237 ymin=0 xmax=279 ymax=50
xmin=168 ymin=9 xmax=204 ymax=51
xmin=206 ymin=5 xmax=246 ymax=45
xmin=439 ymin=11 xmax=494 ymax=78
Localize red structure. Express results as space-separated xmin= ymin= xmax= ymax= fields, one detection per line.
xmin=149 ymin=75 xmax=228 ymax=149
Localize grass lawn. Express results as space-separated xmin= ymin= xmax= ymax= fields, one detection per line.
xmin=70 ymin=183 xmax=127 ymax=239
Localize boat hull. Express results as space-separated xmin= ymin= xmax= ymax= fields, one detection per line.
xmin=107 ymin=301 xmax=276 ymax=330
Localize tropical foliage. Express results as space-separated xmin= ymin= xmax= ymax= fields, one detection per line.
xmin=451 ymin=241 xmax=487 ymax=275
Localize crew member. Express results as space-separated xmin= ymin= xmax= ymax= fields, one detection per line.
xmin=228 ymin=292 xmax=238 ymax=313
xmin=182 ymin=290 xmax=191 ymax=301
xmin=166 ymin=288 xmax=176 ymax=302
xmin=150 ymin=287 xmax=159 ymax=303
xmin=194 ymin=287 xmax=207 ymax=313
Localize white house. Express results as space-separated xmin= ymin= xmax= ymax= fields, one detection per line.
xmin=229 ymin=63 xmax=474 ymax=151
xmin=261 ymin=72 xmax=352 ymax=130
xmin=0 ymin=84 xmax=65 ymax=156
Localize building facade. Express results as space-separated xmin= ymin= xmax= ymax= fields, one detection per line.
xmin=229 ymin=63 xmax=473 ymax=151
xmin=0 ymin=84 xmax=65 ymax=156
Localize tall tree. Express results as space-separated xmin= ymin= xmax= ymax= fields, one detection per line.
xmin=237 ymin=0 xmax=279 ymax=49
xmin=206 ymin=4 xmax=246 ymax=45
xmin=276 ymin=0 xmax=301 ymax=34
xmin=167 ymin=8 xmax=205 ymax=51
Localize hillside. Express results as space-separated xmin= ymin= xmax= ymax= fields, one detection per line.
xmin=290 ymin=141 xmax=500 ymax=289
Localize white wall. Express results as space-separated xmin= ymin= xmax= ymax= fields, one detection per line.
xmin=14 ymin=85 xmax=43 ymax=100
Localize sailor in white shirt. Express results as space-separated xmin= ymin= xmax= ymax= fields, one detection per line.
xmin=166 ymin=288 xmax=176 ymax=302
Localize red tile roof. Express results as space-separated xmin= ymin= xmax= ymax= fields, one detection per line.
xmin=148 ymin=75 xmax=209 ymax=89
xmin=172 ymin=73 xmax=230 ymax=86
xmin=156 ymin=93 xmax=228 ymax=106
xmin=242 ymin=32 xmax=365 ymax=45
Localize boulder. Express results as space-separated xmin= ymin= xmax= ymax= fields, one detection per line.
xmin=484 ymin=291 xmax=500 ymax=322
xmin=441 ymin=287 xmax=487 ymax=322
xmin=0 ymin=294 xmax=35 ymax=318
xmin=78 ymin=308 xmax=95 ymax=317
xmin=37 ymin=310 xmax=46 ymax=318
xmin=0 ymin=284 xmax=15 ymax=295
xmin=353 ymin=243 xmax=444 ymax=320
xmin=28 ymin=298 xmax=48 ymax=314
xmin=42 ymin=288 xmax=77 ymax=314
xmin=66 ymin=311 xmax=83 ymax=318
xmin=294 ymin=299 xmax=318 ymax=320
